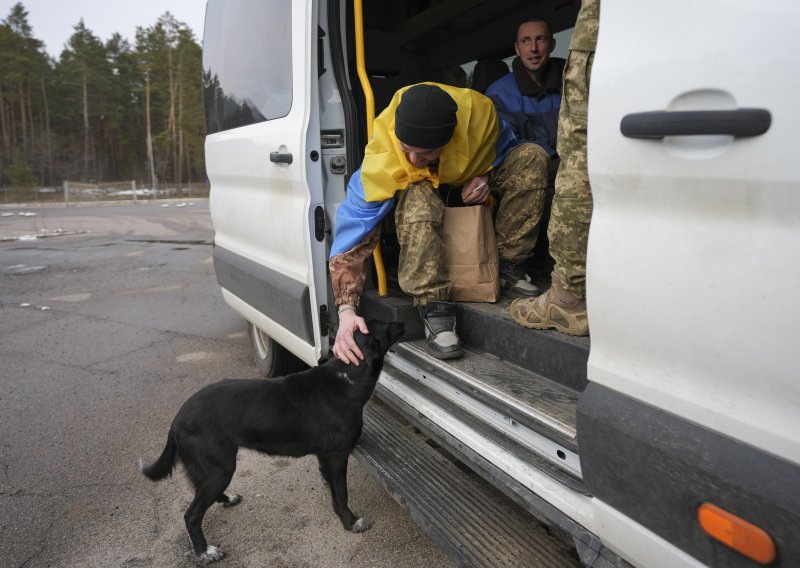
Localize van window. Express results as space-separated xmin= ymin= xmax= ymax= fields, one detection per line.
xmin=202 ymin=0 xmax=292 ymax=134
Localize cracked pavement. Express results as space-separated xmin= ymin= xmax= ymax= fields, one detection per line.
xmin=0 ymin=201 xmax=451 ymax=568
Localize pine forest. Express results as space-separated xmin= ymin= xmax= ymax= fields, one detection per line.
xmin=0 ymin=3 xmax=206 ymax=199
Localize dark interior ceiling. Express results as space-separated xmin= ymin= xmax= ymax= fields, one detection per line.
xmin=387 ymin=0 xmax=580 ymax=66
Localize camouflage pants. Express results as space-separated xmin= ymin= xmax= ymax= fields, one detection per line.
xmin=395 ymin=143 xmax=549 ymax=305
xmin=548 ymin=49 xmax=595 ymax=299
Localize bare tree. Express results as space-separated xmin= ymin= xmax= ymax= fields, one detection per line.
xmin=145 ymin=70 xmax=157 ymax=187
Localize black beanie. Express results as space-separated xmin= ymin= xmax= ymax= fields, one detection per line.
xmin=395 ymin=84 xmax=458 ymax=149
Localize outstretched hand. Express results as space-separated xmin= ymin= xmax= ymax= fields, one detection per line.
xmin=332 ymin=309 xmax=369 ymax=365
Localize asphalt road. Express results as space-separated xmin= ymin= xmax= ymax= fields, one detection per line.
xmin=0 ymin=201 xmax=452 ymax=568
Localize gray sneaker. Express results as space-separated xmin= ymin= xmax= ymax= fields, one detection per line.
xmin=499 ymin=261 xmax=539 ymax=299
xmin=418 ymin=301 xmax=463 ymax=359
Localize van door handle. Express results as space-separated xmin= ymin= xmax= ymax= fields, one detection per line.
xmin=620 ymin=108 xmax=771 ymax=139
xmin=270 ymin=151 xmax=293 ymax=164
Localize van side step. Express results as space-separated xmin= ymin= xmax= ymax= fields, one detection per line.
xmin=392 ymin=341 xmax=579 ymax=454
xmin=359 ymin=289 xmax=590 ymax=392
xmin=355 ymin=401 xmax=582 ymax=568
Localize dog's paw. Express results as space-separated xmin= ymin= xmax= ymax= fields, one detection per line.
xmin=350 ymin=516 xmax=373 ymax=533
xmin=198 ymin=545 xmax=225 ymax=563
xmin=222 ymin=492 xmax=242 ymax=508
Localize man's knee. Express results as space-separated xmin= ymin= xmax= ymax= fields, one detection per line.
xmin=495 ymin=143 xmax=550 ymax=190
xmin=396 ymin=182 xmax=444 ymax=227
xmin=514 ymin=142 xmax=550 ymax=169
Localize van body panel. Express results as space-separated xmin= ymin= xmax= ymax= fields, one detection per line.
xmin=590 ymin=499 xmax=707 ymax=568
xmin=579 ymin=383 xmax=800 ymax=566
xmin=213 ymin=246 xmax=314 ymax=343
xmin=205 ymin=0 xmax=327 ymax=365
xmin=587 ymin=0 xmax=800 ymax=465
xmin=220 ymin=288 xmax=319 ymax=366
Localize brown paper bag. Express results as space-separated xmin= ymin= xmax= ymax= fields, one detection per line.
xmin=442 ymin=204 xmax=500 ymax=302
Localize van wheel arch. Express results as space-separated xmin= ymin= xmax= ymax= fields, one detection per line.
xmin=248 ymin=322 xmax=307 ymax=378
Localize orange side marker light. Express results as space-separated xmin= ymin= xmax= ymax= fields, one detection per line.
xmin=697 ymin=502 xmax=776 ymax=565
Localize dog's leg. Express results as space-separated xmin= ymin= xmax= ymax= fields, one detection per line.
xmin=184 ymin=491 xmax=224 ymax=562
xmin=183 ymin=457 xmax=235 ymax=562
xmin=321 ymin=453 xmax=373 ymax=533
xmin=216 ymin=491 xmax=242 ymax=508
xmin=317 ymin=455 xmax=331 ymax=486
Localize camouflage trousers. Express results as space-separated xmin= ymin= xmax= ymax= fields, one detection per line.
xmin=548 ymin=49 xmax=595 ymax=299
xmin=395 ymin=143 xmax=549 ymax=305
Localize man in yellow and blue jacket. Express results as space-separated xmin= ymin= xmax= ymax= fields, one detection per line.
xmin=329 ymin=83 xmax=550 ymax=361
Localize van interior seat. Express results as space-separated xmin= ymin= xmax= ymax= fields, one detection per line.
xmin=349 ymin=27 xmax=423 ymax=119
xmin=471 ymin=58 xmax=510 ymax=93
xmin=353 ymin=28 xmax=402 ymax=77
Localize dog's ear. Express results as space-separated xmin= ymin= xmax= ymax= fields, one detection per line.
xmin=354 ymin=320 xmax=404 ymax=359
xmin=353 ymin=326 xmax=375 ymax=354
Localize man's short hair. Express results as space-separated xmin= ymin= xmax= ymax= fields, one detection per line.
xmin=516 ymin=17 xmax=553 ymax=40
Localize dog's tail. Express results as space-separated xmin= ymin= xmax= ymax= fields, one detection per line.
xmin=140 ymin=427 xmax=178 ymax=481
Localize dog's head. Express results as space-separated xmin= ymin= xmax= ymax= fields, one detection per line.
xmin=354 ymin=319 xmax=405 ymax=365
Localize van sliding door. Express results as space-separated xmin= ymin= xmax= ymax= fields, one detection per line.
xmin=582 ymin=1 xmax=800 ymax=565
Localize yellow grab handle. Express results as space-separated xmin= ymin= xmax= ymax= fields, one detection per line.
xmin=353 ymin=0 xmax=387 ymax=296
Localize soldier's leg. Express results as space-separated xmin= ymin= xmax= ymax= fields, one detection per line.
xmin=395 ymin=181 xmax=462 ymax=359
xmin=490 ymin=142 xmax=549 ymax=297
xmin=395 ymin=180 xmax=450 ymax=304
xmin=510 ymin=49 xmax=594 ymax=336
xmin=491 ymin=142 xmax=550 ymax=262
xmin=548 ymin=50 xmax=594 ymax=300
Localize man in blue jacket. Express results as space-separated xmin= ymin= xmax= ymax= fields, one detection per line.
xmin=485 ymin=18 xmax=565 ymax=285
xmin=485 ymin=17 xmax=564 ymax=166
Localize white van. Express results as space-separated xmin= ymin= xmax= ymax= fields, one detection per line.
xmin=202 ymin=1 xmax=800 ymax=566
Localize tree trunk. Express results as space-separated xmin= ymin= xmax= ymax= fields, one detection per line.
xmin=82 ymin=66 xmax=90 ymax=180
xmin=26 ymin=80 xmax=35 ymax=153
xmin=168 ymin=48 xmax=178 ymax=186
xmin=19 ymin=82 xmax=28 ymax=161
xmin=40 ymin=76 xmax=52 ymax=184
xmin=184 ymin=136 xmax=192 ymax=184
xmin=0 ymin=86 xmax=9 ymax=163
xmin=177 ymin=49 xmax=184 ymax=190
xmin=10 ymin=91 xmax=17 ymax=156
xmin=145 ymin=71 xmax=157 ymax=188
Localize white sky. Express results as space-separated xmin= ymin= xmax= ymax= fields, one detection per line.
xmin=0 ymin=0 xmax=207 ymax=58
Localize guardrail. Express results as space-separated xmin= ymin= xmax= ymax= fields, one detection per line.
xmin=1 ymin=182 xmax=210 ymax=206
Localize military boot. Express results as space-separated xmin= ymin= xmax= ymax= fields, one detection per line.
xmin=509 ymin=282 xmax=588 ymax=336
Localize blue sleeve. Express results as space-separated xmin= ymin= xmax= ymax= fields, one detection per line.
xmin=493 ymin=119 xmax=520 ymax=168
xmin=329 ymin=167 xmax=395 ymax=258
xmin=486 ymin=76 xmax=523 ymax=138
xmin=487 ymin=75 xmax=558 ymax=159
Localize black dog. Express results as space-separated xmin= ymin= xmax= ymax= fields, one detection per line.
xmin=141 ymin=319 xmax=404 ymax=562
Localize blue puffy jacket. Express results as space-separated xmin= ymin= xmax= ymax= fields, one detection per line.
xmin=485 ymin=56 xmax=565 ymax=159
